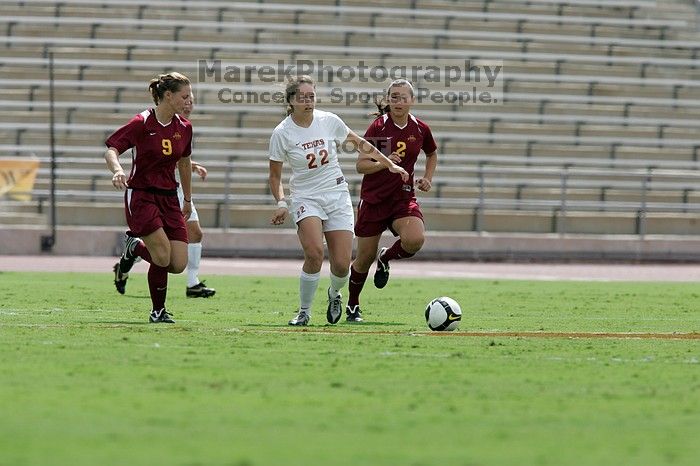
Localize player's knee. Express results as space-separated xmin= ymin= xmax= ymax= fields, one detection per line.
xmin=304 ymin=248 xmax=324 ymax=270
xmin=151 ymin=248 xmax=171 ymax=268
xmin=330 ymin=260 xmax=350 ymax=277
xmin=354 ymin=250 xmax=376 ymax=271
xmin=402 ymin=235 xmax=425 ymax=253
xmin=169 ymin=260 xmax=187 ymax=274
xmin=187 ymin=222 xmax=203 ymax=243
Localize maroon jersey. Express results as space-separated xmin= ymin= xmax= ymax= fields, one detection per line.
xmin=361 ymin=113 xmax=437 ymax=204
xmin=105 ymin=109 xmax=192 ymax=190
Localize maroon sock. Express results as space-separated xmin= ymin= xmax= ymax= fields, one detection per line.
xmin=381 ymin=239 xmax=415 ymax=263
xmin=147 ymin=264 xmax=168 ymax=311
xmin=134 ymin=240 xmax=153 ymax=264
xmin=347 ymin=266 xmax=368 ymax=308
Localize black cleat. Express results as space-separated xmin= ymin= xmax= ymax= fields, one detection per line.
xmin=373 ymin=247 xmax=390 ymax=289
xmin=346 ymin=304 xmax=364 ymax=323
xmin=113 ymin=262 xmax=128 ymax=295
xmin=149 ymin=308 xmax=175 ymax=324
xmin=186 ymin=281 xmax=216 ymax=298
xmin=119 ymin=235 xmax=141 ymax=275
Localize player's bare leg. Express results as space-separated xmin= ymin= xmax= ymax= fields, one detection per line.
xmin=290 ymin=216 xmax=324 ymax=326
xmin=324 ymin=229 xmax=352 ymax=324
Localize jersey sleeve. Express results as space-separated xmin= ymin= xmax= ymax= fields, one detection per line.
xmin=421 ymin=122 xmax=438 ymax=154
xmin=327 ymin=112 xmax=350 ymax=143
xmin=105 ymin=114 xmax=143 ymax=154
xmin=268 ymin=128 xmax=286 ymax=162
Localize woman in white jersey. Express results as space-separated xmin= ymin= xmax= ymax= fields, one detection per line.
xmin=269 ymin=75 xmax=408 ymax=326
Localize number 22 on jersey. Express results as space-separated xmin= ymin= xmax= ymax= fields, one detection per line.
xmin=306 ymin=149 xmax=329 ymax=169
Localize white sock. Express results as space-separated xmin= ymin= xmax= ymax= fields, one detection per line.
xmin=187 ymin=242 xmax=202 ymax=287
xmin=329 ymin=272 xmax=348 ymax=298
xmin=299 ymin=270 xmax=320 ymax=313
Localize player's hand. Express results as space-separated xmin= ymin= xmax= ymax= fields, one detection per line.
xmin=388 ymin=151 xmax=403 ymax=164
xmin=416 ymin=177 xmax=432 ymax=192
xmin=112 ymin=170 xmax=128 ymax=190
xmin=388 ymin=164 xmax=409 ymax=182
xmin=270 ymin=207 xmax=288 ymax=225
xmin=193 ymin=163 xmax=208 ymax=180
xmin=182 ymin=201 xmax=192 ymax=221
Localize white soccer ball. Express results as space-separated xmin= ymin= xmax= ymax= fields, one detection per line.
xmin=425 ymin=296 xmax=462 ymax=331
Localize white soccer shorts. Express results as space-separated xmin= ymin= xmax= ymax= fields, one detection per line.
xmin=291 ymin=189 xmax=354 ymax=232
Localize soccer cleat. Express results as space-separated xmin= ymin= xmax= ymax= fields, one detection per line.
xmin=186 ymin=281 xmax=216 ymax=298
xmin=326 ymin=287 xmax=343 ymax=324
xmin=113 ymin=262 xmax=128 ymax=295
xmin=373 ymin=247 xmax=390 ymax=289
xmin=346 ymin=304 xmax=364 ymax=323
xmin=149 ymin=308 xmax=175 ymax=324
xmin=288 ymin=310 xmax=310 ymax=326
xmin=119 ymin=235 xmax=142 ymax=275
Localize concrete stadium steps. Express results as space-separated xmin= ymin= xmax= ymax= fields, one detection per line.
xmin=31 ymin=176 xmax=696 ymax=207
xmin=5 ymin=42 xmax=700 ymax=82
xmin=6 ymin=129 xmax=699 ymax=161
xmin=0 ymin=200 xmax=47 ymax=225
xmin=3 ymin=0 xmax=700 ymax=237
xmin=5 ymin=134 xmax=699 ymax=164
xmin=5 ymin=2 xmax=675 ymax=31
xmin=6 ymin=93 xmax=700 ymax=121
xmin=4 ymin=108 xmax=698 ymax=142
xmin=37 ymin=200 xmax=700 ymax=236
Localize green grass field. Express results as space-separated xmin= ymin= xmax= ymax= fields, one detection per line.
xmin=0 ymin=271 xmax=698 ymax=466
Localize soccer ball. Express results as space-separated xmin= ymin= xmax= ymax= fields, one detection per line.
xmin=425 ymin=297 xmax=462 ymax=331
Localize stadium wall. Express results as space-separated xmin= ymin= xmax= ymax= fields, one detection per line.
xmin=3 ymin=226 xmax=700 ymax=262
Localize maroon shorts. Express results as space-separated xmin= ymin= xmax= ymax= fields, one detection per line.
xmin=124 ymin=189 xmax=188 ymax=242
xmin=355 ymin=197 xmax=424 ymax=238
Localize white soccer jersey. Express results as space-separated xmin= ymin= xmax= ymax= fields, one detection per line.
xmin=269 ymin=109 xmax=350 ymax=198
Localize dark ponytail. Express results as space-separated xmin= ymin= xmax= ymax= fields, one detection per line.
xmin=371 ymin=78 xmax=415 ymax=118
xmin=148 ymin=72 xmax=191 ymax=105
xmin=285 ymin=75 xmax=315 ymax=115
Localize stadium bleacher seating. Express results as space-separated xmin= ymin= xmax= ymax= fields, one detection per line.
xmin=2 ymin=0 xmax=700 ymax=237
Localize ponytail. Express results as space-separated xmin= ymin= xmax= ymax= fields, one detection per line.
xmin=284 ymin=75 xmax=315 ymax=115
xmin=371 ymin=78 xmax=415 ymax=118
xmin=148 ymin=72 xmax=191 ymax=105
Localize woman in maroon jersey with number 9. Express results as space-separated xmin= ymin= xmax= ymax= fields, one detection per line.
xmin=346 ymin=79 xmax=438 ymax=322
xmin=104 ymin=72 xmax=194 ymax=324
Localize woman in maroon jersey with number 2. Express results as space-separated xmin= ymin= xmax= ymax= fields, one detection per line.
xmin=104 ymin=72 xmax=194 ymax=324
xmin=346 ymin=79 xmax=438 ymax=322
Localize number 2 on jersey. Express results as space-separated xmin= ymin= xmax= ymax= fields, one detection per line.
xmin=395 ymin=141 xmax=407 ymax=158
xmin=162 ymin=139 xmax=172 ymax=156
xmin=306 ymin=149 xmax=329 ymax=169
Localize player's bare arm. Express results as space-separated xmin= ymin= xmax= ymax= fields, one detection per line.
xmin=357 ymin=151 xmax=404 ymax=175
xmin=268 ymin=160 xmax=288 ymax=225
xmin=416 ymin=150 xmax=437 ymax=192
xmin=104 ymin=147 xmax=128 ymax=189
xmin=177 ymin=157 xmax=193 ymax=220
xmin=346 ymin=131 xmax=409 ymax=182
xmin=191 ymin=161 xmax=208 ymax=180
